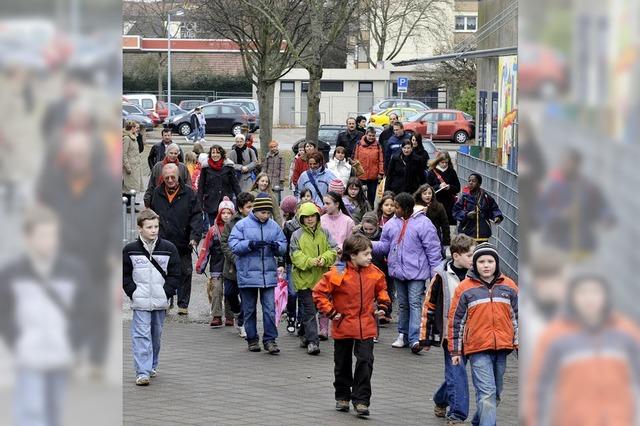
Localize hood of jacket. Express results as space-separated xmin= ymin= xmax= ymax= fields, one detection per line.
xmin=297 ymin=201 xmax=321 ymax=221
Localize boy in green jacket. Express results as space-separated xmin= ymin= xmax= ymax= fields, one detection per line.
xmin=290 ymin=202 xmax=338 ymax=355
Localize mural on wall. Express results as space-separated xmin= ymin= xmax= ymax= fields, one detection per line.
xmin=498 ymin=55 xmax=518 ymax=168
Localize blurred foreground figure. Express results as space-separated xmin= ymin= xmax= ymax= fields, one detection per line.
xmin=525 ymin=274 xmax=640 ymax=425
xmin=0 ymin=206 xmax=89 ymax=425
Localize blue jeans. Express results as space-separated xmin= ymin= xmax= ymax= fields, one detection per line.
xmin=15 ymin=368 xmax=67 ymax=426
xmin=395 ymin=279 xmax=425 ymax=346
xmin=469 ymin=351 xmax=507 ymax=426
xmin=131 ymin=309 xmax=166 ymax=378
xmin=433 ymin=344 xmax=469 ymax=421
xmin=197 ymin=125 xmax=205 ymax=139
xmin=240 ymin=287 xmax=278 ymax=345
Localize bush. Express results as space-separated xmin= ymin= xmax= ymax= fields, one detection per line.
xmin=454 ymin=87 xmax=476 ymax=117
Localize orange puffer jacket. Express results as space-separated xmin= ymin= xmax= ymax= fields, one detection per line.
xmin=353 ymin=136 xmax=384 ymax=181
xmin=313 ymin=261 xmax=391 ymax=340
xmin=448 ymin=272 xmax=518 ymax=356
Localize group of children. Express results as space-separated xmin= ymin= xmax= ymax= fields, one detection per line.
xmin=124 ymin=170 xmax=518 ymax=424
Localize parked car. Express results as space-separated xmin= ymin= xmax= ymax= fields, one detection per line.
xmin=370 ymin=98 xmax=430 ymax=114
xmin=403 ymin=109 xmax=475 ymax=144
xmin=369 ymin=107 xmax=421 ymax=127
xmin=169 ymin=103 xmax=186 ymax=116
xmin=163 ymin=102 xmax=257 ymax=136
xmin=122 ymin=109 xmax=154 ymax=132
xmin=178 ymin=99 xmax=207 ymax=110
xmin=123 ymin=102 xmax=159 ymax=126
xmin=123 ymin=93 xmax=168 ymax=123
xmin=211 ymin=99 xmax=260 ymax=130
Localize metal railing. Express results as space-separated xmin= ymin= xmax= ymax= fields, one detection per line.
xmin=456 ymin=152 xmax=519 ymax=280
xmin=122 ymin=190 xmax=138 ymax=246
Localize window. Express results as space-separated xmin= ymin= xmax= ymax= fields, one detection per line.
xmin=202 ymin=106 xmax=218 ymax=116
xmin=463 ymin=112 xmax=474 ymax=121
xmin=301 ymin=81 xmax=309 ymax=92
xmin=424 ymin=113 xmax=437 ymax=121
xmin=320 ymin=81 xmax=344 ymax=92
xmin=123 ymin=105 xmax=138 ymax=114
xmin=439 ymin=112 xmax=457 ymax=121
xmin=281 ymin=81 xmax=294 ymax=92
xmin=455 ymin=15 xmax=478 ymax=32
xmin=379 ymin=100 xmax=393 ymax=109
xmin=359 ymin=82 xmax=373 ymax=92
xmin=221 ymin=106 xmax=235 ymax=114
xmin=409 ymin=101 xmax=427 ymax=110
xmin=141 ymin=99 xmax=154 ymax=109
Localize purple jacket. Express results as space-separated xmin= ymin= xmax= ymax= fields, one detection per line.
xmin=373 ymin=211 xmax=443 ymax=281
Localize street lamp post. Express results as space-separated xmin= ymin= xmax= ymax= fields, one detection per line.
xmin=167 ymin=8 xmax=184 ymax=119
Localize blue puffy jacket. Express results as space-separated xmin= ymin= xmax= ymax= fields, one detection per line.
xmin=228 ymin=212 xmax=287 ymax=288
xmin=297 ymin=168 xmax=336 ymax=205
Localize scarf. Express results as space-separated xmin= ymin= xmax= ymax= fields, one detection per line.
xmin=208 ymin=158 xmax=223 ymax=171
xmin=233 ymin=145 xmax=247 ymax=164
xmin=436 ymin=164 xmax=448 ymax=172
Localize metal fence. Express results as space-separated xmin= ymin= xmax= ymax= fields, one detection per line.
xmin=456 ymin=153 xmax=519 ymax=280
xmin=122 ymin=190 xmax=138 ymax=246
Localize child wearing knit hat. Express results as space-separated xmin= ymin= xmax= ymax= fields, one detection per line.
xmin=196 ymin=196 xmax=237 ymax=328
xmin=447 ymin=243 xmax=518 ymax=425
xmin=329 ymin=178 xmax=346 ymax=196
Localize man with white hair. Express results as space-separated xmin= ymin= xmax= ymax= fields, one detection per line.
xmin=228 ymin=133 xmax=257 ymax=191
xmin=149 ymin=163 xmax=202 ymax=315
xmin=144 ymin=142 xmax=192 ymax=207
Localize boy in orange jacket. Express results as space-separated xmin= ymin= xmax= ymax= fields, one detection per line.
xmin=313 ymin=234 xmax=391 ymax=418
xmin=448 ymin=243 xmax=518 ymax=426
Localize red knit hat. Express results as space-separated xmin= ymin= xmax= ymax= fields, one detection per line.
xmin=329 ymin=179 xmax=345 ymax=195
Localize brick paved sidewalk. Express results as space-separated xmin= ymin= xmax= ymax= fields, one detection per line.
xmin=123 ymin=317 xmax=518 ymax=425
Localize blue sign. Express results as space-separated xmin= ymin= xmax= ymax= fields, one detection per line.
xmin=397 ymin=77 xmax=409 ymax=92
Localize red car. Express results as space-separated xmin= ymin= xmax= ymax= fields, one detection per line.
xmin=403 ymin=109 xmax=475 ymax=144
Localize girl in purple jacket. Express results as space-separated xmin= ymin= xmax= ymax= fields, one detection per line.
xmin=373 ymin=192 xmax=442 ymax=353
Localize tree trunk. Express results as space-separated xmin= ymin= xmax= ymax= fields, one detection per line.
xmin=156 ymin=53 xmax=164 ymax=97
xmin=305 ymin=64 xmax=322 ymax=143
xmin=256 ymin=81 xmax=275 ymax=158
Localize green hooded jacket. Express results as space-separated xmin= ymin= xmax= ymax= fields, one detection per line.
xmin=290 ymin=202 xmax=338 ymax=291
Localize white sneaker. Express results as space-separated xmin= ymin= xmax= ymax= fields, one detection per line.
xmin=135 ymin=376 xmax=150 ymax=386
xmin=391 ymin=333 xmax=407 ymax=348
xmin=239 ymin=326 xmax=247 ymax=338
xmin=150 ymin=369 xmax=157 ymax=378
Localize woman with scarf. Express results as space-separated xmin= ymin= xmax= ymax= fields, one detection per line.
xmin=297 ymin=151 xmax=337 ymax=206
xmin=427 ymin=151 xmax=461 ymax=225
xmin=228 ymin=134 xmax=258 ymax=191
xmin=198 ymin=145 xmax=241 ymax=227
xmin=385 ymin=140 xmax=426 ymax=196
xmin=143 ymin=142 xmax=192 ymax=207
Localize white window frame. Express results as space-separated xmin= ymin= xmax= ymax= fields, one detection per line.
xmin=454 ymin=14 xmax=478 ymax=33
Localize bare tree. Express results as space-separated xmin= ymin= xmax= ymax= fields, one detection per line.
xmin=357 ymin=0 xmax=451 ymax=68
xmin=198 ymin=0 xmax=307 ymax=155
xmin=248 ymin=0 xmax=360 ymax=142
xmin=123 ymin=0 xmax=191 ymax=96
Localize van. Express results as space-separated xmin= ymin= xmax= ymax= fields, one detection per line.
xmin=123 ymin=94 xmax=169 ymax=123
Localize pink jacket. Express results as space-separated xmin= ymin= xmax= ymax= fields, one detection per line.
xmin=321 ymin=212 xmax=355 ymax=249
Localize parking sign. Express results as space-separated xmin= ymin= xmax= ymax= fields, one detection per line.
xmin=397 ymin=76 xmax=409 ymax=93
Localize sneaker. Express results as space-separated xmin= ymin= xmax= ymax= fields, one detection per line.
xmin=446 ymin=418 xmax=467 ymax=425
xmin=434 ymin=404 xmax=447 ymax=418
xmin=391 ymin=333 xmax=407 ymax=348
xmin=411 ymin=342 xmax=423 ymax=354
xmin=135 ymin=376 xmax=150 ymax=386
xmin=265 ymin=341 xmax=280 ymax=355
xmin=373 ymin=336 xmax=379 ymax=343
xmin=286 ymin=317 xmax=296 ymax=333
xmin=177 ymin=307 xmax=188 ymax=316
xmin=248 ymin=341 xmax=261 ymax=352
xmin=225 ymin=317 xmax=235 ymax=327
xmin=210 ymin=316 xmax=223 ymax=328
xmin=318 ymin=334 xmax=328 ymax=341
xmin=150 ymin=369 xmax=157 ymax=378
xmin=353 ymin=403 xmax=370 ymax=417
xmin=307 ymin=342 xmax=320 ymax=355
xmin=335 ymin=400 xmax=350 ymax=412
xmin=238 ymin=326 xmax=247 ymax=338
xmin=299 ymin=336 xmax=307 ymax=348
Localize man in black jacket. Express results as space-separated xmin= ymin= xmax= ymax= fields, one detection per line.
xmin=149 ymin=163 xmax=202 ymax=314
xmin=378 ymin=112 xmax=399 ymax=154
xmin=147 ymin=129 xmax=184 ymax=171
xmin=335 ymin=117 xmax=364 ymax=158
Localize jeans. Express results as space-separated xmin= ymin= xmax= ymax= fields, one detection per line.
xmin=433 ymin=344 xmax=469 ymax=421
xmin=469 ymin=351 xmax=507 ymax=426
xmin=362 ymin=179 xmax=378 ymax=208
xmin=334 ymin=338 xmax=374 ymax=405
xmin=224 ymin=279 xmax=243 ymax=326
xmin=197 ymin=125 xmax=205 ymax=140
xmin=15 ymin=368 xmax=67 ymax=426
xmin=240 ymin=287 xmax=278 ymax=345
xmin=297 ymin=289 xmax=318 ymax=344
xmin=395 ymin=279 xmax=425 ymax=346
xmin=131 ymin=309 xmax=166 ymax=378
